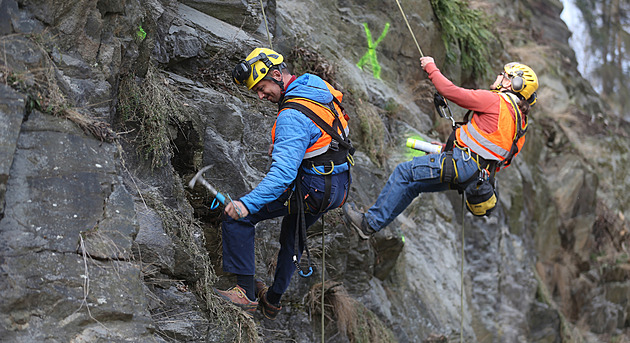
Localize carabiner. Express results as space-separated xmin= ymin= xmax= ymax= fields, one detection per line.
xmin=293 ymin=255 xmax=314 ymax=278
xmin=462 ymin=147 xmax=472 ymax=162
xmin=313 ymin=161 xmax=334 ymax=175
xmin=299 ymin=267 xmax=313 ymax=278
xmin=347 ymin=154 xmax=355 ymax=166
xmin=479 ymin=168 xmax=490 ymax=181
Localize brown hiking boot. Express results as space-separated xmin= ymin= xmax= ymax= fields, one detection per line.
xmin=255 ymin=278 xmax=267 ymax=299
xmin=257 ymin=287 xmax=282 ymax=320
xmin=214 ymin=285 xmax=258 ymax=314
xmin=342 ymin=202 xmax=376 ymax=240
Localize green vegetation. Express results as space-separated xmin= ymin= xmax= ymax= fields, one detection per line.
xmin=383 ymin=98 xmax=400 ymax=117
xmin=118 ymin=65 xmax=189 ymax=168
xmin=429 ymin=0 xmax=497 ymax=78
xmin=136 ymin=25 xmax=147 ymax=41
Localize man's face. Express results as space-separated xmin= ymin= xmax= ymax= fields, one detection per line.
xmin=251 ymin=70 xmax=283 ymax=103
xmin=491 ymin=72 xmax=511 ymax=90
xmin=252 ymin=79 xmax=282 ymax=103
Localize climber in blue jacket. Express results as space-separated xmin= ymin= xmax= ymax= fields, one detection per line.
xmin=215 ymin=48 xmax=352 ymax=320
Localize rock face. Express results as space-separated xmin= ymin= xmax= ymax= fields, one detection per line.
xmin=0 ymin=84 xmax=24 ymax=219
xmin=0 ymin=0 xmax=628 ymax=342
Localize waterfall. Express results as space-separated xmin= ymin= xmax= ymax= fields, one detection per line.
xmin=560 ymin=0 xmax=601 ymax=93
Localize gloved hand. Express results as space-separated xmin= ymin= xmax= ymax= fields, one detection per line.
xmin=420 ymin=56 xmax=435 ymax=71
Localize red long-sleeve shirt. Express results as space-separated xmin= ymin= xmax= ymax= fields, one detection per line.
xmin=425 ymin=62 xmax=505 ymax=134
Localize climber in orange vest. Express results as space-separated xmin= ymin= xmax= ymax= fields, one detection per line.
xmin=344 ymin=56 xmax=538 ymax=237
xmin=214 ymin=48 xmax=353 ymax=320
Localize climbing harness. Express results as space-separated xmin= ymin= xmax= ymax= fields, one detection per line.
xmin=291 ymin=173 xmax=314 ymax=278
xmin=440 ymin=120 xmax=498 ymax=216
xmin=446 ymin=94 xmax=526 ymax=216
xmin=278 ymin=86 xmax=354 ymax=280
xmin=438 ymin=90 xmax=528 ymax=217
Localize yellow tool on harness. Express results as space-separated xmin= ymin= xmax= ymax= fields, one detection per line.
xmin=464 ymin=168 xmax=497 ymax=217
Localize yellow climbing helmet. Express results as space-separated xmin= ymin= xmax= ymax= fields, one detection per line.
xmin=232 ymin=48 xmax=284 ymax=89
xmin=503 ymin=62 xmax=538 ymax=103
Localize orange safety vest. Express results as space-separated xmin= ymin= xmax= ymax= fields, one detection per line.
xmin=272 ymin=81 xmax=350 ymax=160
xmin=456 ymin=93 xmax=526 ymax=162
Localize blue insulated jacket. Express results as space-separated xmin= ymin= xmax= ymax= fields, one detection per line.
xmin=239 ymin=73 xmax=349 ymax=214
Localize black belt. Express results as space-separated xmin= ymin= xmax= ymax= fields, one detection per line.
xmin=304 ymin=147 xmax=350 ymax=167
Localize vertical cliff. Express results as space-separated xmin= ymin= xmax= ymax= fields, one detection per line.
xmin=0 ymin=0 xmax=628 ymax=342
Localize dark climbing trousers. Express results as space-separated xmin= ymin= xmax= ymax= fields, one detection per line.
xmin=222 ymin=170 xmax=350 ymax=298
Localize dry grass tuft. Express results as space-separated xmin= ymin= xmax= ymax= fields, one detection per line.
xmin=423 ymin=334 xmax=448 ymax=342
xmin=288 ymin=46 xmax=338 ymax=90
xmin=117 ymin=65 xmax=191 ymax=168
xmin=306 ymin=281 xmax=396 ymax=343
xmin=142 ymin=192 xmax=259 ymax=343
xmin=1 ymin=34 xmax=115 ymax=142
xmin=354 ymin=98 xmax=387 ymax=166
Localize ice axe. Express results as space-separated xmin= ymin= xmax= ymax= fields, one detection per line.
xmin=188 ymin=165 xmax=242 ymax=217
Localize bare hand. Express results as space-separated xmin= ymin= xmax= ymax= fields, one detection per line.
xmin=225 ymin=200 xmax=249 ymax=220
xmin=267 ymin=143 xmax=273 ymax=157
xmin=420 ymin=56 xmax=435 ymax=70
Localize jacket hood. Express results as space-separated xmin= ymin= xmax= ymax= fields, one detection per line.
xmin=285 ymin=73 xmax=333 ymax=104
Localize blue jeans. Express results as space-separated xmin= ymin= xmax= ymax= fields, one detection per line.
xmin=366 ymin=147 xmax=480 ymax=230
xmin=222 ymin=170 xmax=350 ymax=297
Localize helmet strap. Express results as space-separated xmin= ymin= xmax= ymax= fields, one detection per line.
xmin=273 ymin=77 xmax=285 ymax=93
xmin=494 ymin=77 xmax=507 ymax=91
xmin=275 ymin=78 xmax=286 ymax=103
xmin=265 ymin=66 xmax=286 ymax=102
